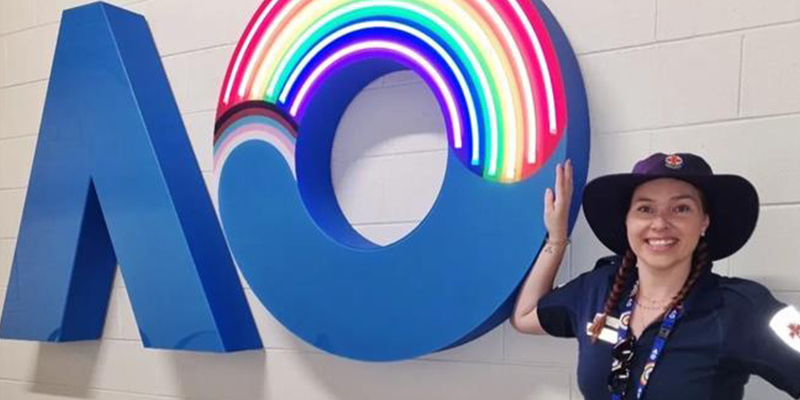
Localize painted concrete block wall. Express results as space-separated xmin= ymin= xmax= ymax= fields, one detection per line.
xmin=0 ymin=0 xmax=798 ymax=399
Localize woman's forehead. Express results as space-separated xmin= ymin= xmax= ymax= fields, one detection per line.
xmin=631 ymin=178 xmax=703 ymax=201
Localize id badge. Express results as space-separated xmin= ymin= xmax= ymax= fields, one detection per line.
xmin=586 ymin=313 xmax=620 ymax=344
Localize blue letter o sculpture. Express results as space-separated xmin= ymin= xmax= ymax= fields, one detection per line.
xmin=214 ymin=0 xmax=590 ymax=361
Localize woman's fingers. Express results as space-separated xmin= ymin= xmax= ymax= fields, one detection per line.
xmin=545 ymin=160 xmax=573 ymax=238
xmin=544 ymin=187 xmax=554 ymax=212
xmin=546 ymin=160 xmax=575 ymax=217
xmin=564 ymin=159 xmax=574 ymax=197
xmin=552 ymin=160 xmax=574 ymax=213
xmin=554 ymin=162 xmax=563 ymax=204
xmin=564 ymin=159 xmax=571 ymax=183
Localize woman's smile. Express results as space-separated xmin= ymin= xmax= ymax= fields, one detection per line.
xmin=626 ymin=178 xmax=709 ymax=272
xmin=644 ymin=237 xmax=679 ymax=251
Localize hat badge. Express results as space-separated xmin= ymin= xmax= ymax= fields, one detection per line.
xmin=665 ymin=154 xmax=684 ymax=170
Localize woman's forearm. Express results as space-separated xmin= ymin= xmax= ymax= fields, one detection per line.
xmin=512 ymin=161 xmax=572 ymax=335
xmin=511 ymin=238 xmax=568 ymax=334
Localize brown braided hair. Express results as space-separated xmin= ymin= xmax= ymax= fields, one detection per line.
xmin=661 ymin=239 xmax=710 ymax=318
xmin=588 ymin=249 xmax=636 ymax=343
xmin=588 ymin=239 xmax=711 ymax=344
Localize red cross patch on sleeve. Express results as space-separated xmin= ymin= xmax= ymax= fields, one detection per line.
xmin=789 ymin=323 xmax=800 ymax=340
xmin=770 ymin=306 xmax=800 ymax=353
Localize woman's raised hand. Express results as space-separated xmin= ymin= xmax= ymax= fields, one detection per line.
xmin=543 ymin=160 xmax=573 ymax=242
xmin=512 ymin=161 xmax=574 ymax=335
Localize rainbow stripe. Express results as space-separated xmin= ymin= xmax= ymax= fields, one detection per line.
xmin=215 ymin=0 xmax=568 ymax=183
xmin=214 ymin=103 xmax=298 ymax=178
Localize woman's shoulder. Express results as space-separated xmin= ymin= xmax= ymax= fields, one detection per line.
xmin=587 ymin=254 xmax=623 ymax=278
xmin=716 ymin=275 xmax=783 ymax=312
xmin=559 ymin=255 xmax=621 ymax=289
xmin=541 ymin=255 xmax=621 ymax=303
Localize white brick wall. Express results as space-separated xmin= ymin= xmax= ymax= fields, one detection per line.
xmin=740 ymin=24 xmax=800 ymax=117
xmin=0 ymin=81 xmax=47 ymax=139
xmin=0 ymin=1 xmax=798 ymax=399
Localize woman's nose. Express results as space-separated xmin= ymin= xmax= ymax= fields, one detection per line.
xmin=650 ymin=213 xmax=671 ymax=229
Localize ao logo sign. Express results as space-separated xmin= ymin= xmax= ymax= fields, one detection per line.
xmin=0 ymin=1 xmax=589 ymax=361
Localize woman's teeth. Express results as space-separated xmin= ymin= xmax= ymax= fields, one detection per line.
xmin=646 ymin=238 xmax=677 ymax=248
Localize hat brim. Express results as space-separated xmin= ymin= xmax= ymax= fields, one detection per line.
xmin=581 ymin=173 xmax=759 ymax=261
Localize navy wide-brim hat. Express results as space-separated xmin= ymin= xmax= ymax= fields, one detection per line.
xmin=582 ymin=153 xmax=759 ymax=261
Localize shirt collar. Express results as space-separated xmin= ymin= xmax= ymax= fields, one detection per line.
xmin=614 ymin=263 xmax=723 ymax=314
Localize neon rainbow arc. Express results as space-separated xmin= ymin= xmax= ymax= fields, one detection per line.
xmin=214 ymin=0 xmax=570 ymax=183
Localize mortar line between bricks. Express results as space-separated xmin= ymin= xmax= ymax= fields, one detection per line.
xmin=760 ymin=203 xmax=800 ymax=209
xmin=0 ymin=77 xmax=47 ymax=90
xmin=737 ymin=35 xmax=746 ymax=116
xmin=653 ymin=0 xmax=660 ymax=40
xmin=0 ymin=377 xmax=182 ymax=400
xmin=597 ymin=111 xmax=800 ymax=136
xmin=0 ymin=132 xmax=38 ymax=140
xmin=30 ymin=0 xmax=40 ymax=36
xmin=0 ymin=21 xmax=58 ymax=39
xmin=579 ymin=19 xmax=800 ymax=57
xmin=2 ymin=10 xmax=796 ymax=57
xmin=0 ymin=1 xmax=151 ymax=39
xmin=0 ymin=185 xmax=27 ymax=191
xmin=161 ymin=42 xmax=236 ymax=59
xmin=182 ymin=108 xmax=216 ymax=117
xmin=415 ymin=354 xmax=575 ymax=368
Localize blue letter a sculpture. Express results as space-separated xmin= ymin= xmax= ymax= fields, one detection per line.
xmin=0 ymin=3 xmax=261 ymax=352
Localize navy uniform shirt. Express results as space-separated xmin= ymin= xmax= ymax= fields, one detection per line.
xmin=537 ymin=256 xmax=800 ymax=400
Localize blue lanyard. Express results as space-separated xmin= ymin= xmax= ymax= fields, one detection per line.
xmin=611 ymin=282 xmax=682 ymax=400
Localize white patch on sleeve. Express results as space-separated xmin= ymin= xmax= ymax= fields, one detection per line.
xmin=769 ymin=306 xmax=800 ymax=354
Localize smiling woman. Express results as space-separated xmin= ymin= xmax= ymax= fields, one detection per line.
xmin=623 ymin=178 xmax=710 ymax=338
xmin=512 ymin=153 xmax=800 ymax=400
xmin=626 ymin=179 xmax=709 ymax=271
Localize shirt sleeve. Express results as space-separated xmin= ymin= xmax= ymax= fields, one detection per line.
xmin=535 ymin=256 xmax=618 ymax=338
xmin=725 ymin=280 xmax=800 ymax=399
xmin=535 ymin=273 xmax=586 ymax=338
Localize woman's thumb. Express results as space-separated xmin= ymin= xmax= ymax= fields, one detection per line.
xmin=544 ymin=188 xmax=554 ymax=210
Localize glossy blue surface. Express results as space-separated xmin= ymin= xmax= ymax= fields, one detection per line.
xmin=217 ymin=0 xmax=589 ymax=361
xmin=0 ymin=3 xmax=261 ymax=352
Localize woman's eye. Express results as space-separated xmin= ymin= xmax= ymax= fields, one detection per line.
xmin=674 ymin=205 xmax=691 ymax=213
xmin=637 ymin=205 xmax=653 ymax=213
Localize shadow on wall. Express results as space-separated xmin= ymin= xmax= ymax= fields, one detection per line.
xmin=28 ymin=342 xmax=570 ymax=399
xmin=31 ymin=342 xmax=100 ymax=398
xmin=168 ymin=350 xmax=268 ymax=399
xmin=30 ymin=342 xmax=270 ymax=399
xmin=299 ymin=351 xmax=570 ymax=400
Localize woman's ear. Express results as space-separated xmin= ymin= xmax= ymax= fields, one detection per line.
xmin=702 ymin=215 xmax=710 ymax=236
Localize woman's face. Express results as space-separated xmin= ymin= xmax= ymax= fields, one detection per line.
xmin=626 ymin=178 xmax=710 ymax=273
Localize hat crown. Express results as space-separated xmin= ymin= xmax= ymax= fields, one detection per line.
xmin=631 ymin=153 xmax=713 ymax=177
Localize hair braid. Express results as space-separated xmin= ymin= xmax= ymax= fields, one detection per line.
xmin=661 ymin=239 xmax=710 ymax=318
xmin=589 ymin=250 xmax=637 ymax=343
